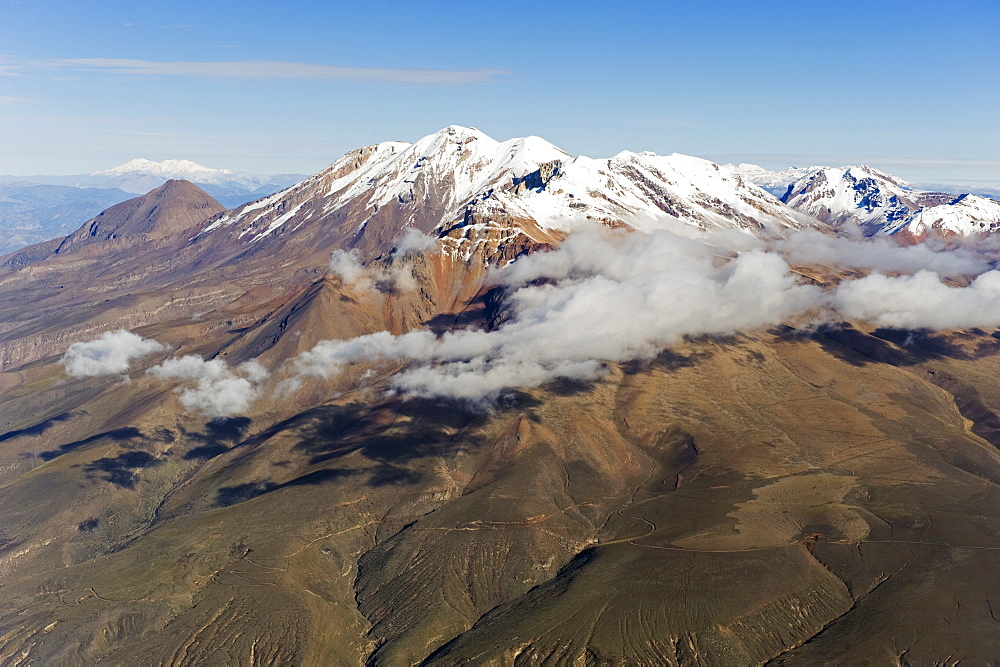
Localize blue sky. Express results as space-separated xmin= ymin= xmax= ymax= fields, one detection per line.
xmin=1 ymin=0 xmax=998 ymax=182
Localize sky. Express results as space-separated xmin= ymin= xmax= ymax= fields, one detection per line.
xmin=1 ymin=0 xmax=998 ymax=182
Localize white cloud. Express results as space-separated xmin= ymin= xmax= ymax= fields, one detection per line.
xmin=329 ymin=248 xmax=373 ymax=290
xmin=832 ymin=270 xmax=1000 ymax=330
xmin=148 ymin=356 xmax=268 ymax=418
xmin=61 ymin=330 xmax=167 ymax=377
xmin=329 ymin=229 xmax=440 ymax=294
xmin=392 ymin=228 xmax=438 ymax=257
xmin=294 ymin=227 xmax=825 ymax=402
xmin=771 ymin=228 xmax=993 ymax=277
xmin=65 ymin=227 xmax=1000 ymax=412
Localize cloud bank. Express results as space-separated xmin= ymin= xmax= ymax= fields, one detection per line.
xmin=293 ymin=227 xmax=1000 ymax=403
xmin=61 ymin=330 xmax=167 ymax=377
xmin=833 ymin=270 xmax=1000 ymax=329
xmin=295 ymin=229 xmax=825 ymax=401
xmin=60 ymin=226 xmax=1000 ymax=412
xmin=770 ymin=229 xmax=995 ymax=276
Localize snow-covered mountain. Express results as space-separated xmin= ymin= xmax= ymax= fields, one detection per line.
xmin=7 ymin=128 xmax=1000 ymax=263
xmin=724 ymin=163 xmax=823 ymax=197
xmin=93 ymin=158 xmax=237 ymax=180
xmin=780 ymin=165 xmax=1000 ymax=238
xmin=87 ymin=158 xmax=303 ymax=198
xmin=897 ymin=194 xmax=1000 ymax=237
xmin=912 ymin=181 xmax=1000 ymax=202
xmin=201 ymin=125 xmax=816 ymax=264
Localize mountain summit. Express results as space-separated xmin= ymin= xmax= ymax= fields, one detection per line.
xmin=91 ymin=158 xmax=237 ymax=179
xmin=56 ymin=179 xmax=225 ymax=254
xmin=82 ymin=158 xmax=302 ymax=199
xmin=198 ymin=125 xmax=815 ymax=268
xmin=781 ymin=165 xmax=1000 ymax=238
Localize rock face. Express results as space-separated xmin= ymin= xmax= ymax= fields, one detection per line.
xmin=1 ymin=127 xmax=1000 ymax=665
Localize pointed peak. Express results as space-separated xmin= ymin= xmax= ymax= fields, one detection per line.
xmin=149 ymin=178 xmax=218 ymax=200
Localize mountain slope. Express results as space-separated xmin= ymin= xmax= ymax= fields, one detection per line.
xmin=55 ymin=180 xmax=225 ymax=254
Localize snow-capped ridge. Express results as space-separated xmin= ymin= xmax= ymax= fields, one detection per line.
xmin=782 ymin=164 xmax=1000 ymax=238
xmin=92 ymin=158 xmax=236 ymax=179
xmin=82 ymin=158 xmax=307 ymax=200
xmin=200 ymin=125 xmax=816 ymax=252
xmin=723 ymin=164 xmax=826 ymax=196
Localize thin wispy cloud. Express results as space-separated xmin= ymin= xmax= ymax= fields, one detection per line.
xmin=20 ymin=57 xmax=506 ymax=85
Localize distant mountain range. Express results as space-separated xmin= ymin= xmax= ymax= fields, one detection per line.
xmin=728 ymin=162 xmax=1000 ymax=201
xmin=0 ymin=160 xmax=306 ymax=254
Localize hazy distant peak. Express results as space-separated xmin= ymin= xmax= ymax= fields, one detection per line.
xmin=91 ymin=158 xmax=236 ymax=179
xmin=724 ymin=164 xmax=826 ymax=193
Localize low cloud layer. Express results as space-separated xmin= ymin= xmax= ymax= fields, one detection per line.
xmin=148 ymin=356 xmax=268 ymax=418
xmin=61 ymin=330 xmax=166 ymax=377
xmin=770 ymin=228 xmax=996 ymax=276
xmin=296 ymin=230 xmax=825 ymax=401
xmin=833 ymin=270 xmax=1000 ymax=329
xmin=293 ymin=227 xmax=1000 ymax=403
xmin=60 ymin=225 xmax=1000 ymax=412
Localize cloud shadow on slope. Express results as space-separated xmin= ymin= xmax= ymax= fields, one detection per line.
xmin=83 ymin=449 xmax=163 ymax=489
xmin=0 ymin=411 xmax=79 ymax=444
xmin=182 ymin=417 xmax=253 ymax=460
xmin=210 ymin=396 xmax=505 ymax=507
xmin=38 ymin=427 xmax=144 ymax=461
xmin=783 ymin=323 xmax=975 ymax=368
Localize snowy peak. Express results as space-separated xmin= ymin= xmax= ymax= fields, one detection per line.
xmin=900 ymin=193 xmax=1000 ymax=237
xmin=781 ymin=165 xmax=1000 ymax=238
xmin=724 ymin=163 xmax=825 ymax=196
xmin=781 ymin=165 xmax=925 ymax=232
xmin=92 ymin=158 xmax=236 ymax=179
xmin=79 ymin=159 xmax=307 ymax=201
xmin=200 ymin=126 xmax=817 ymax=262
xmin=491 ymin=149 xmax=814 ymax=238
